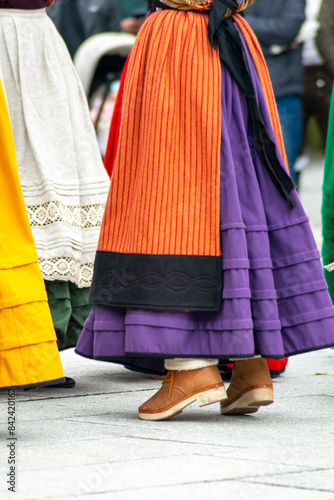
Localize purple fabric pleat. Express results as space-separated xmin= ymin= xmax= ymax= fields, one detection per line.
xmin=75 ymin=27 xmax=334 ymax=367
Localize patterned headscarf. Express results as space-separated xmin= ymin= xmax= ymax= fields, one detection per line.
xmin=158 ymin=0 xmax=253 ymax=16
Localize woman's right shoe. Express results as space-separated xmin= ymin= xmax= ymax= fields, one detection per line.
xmin=220 ymin=358 xmax=273 ymax=415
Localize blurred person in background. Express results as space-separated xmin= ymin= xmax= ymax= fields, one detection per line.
xmin=0 ymin=0 xmax=110 ymax=387
xmin=293 ymin=0 xmax=331 ymax=181
xmin=48 ymin=0 xmax=122 ymax=58
xmin=317 ymin=0 xmax=334 ymax=79
xmin=90 ymin=80 xmax=121 ymax=157
xmin=117 ymin=0 xmax=146 ymax=18
xmin=245 ymin=0 xmax=305 ymax=188
xmin=318 ymin=0 xmax=334 ymax=304
xmin=116 ymin=0 xmax=147 ymax=34
xmin=300 ymin=0 xmax=331 ymax=156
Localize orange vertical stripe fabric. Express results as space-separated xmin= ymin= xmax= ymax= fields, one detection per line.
xmin=99 ymin=10 xmax=221 ymax=257
xmin=234 ymin=14 xmax=289 ymax=173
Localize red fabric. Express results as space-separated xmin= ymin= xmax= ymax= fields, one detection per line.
xmin=266 ymin=358 xmax=288 ymax=371
xmin=224 ymin=358 xmax=289 ymax=371
xmin=104 ymin=56 xmax=130 ymax=179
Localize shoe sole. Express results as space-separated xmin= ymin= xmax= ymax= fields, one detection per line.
xmin=220 ymin=386 xmax=274 ymax=415
xmin=139 ymin=385 xmax=227 ymax=421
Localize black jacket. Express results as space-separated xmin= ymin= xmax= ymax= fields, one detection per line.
xmin=244 ymin=0 xmax=306 ymax=98
xmin=48 ymin=0 xmax=121 ymax=58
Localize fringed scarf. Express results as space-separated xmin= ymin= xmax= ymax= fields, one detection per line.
xmin=90 ymin=2 xmax=293 ymax=312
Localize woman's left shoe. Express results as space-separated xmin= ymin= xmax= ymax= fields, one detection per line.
xmin=139 ymin=366 xmax=227 ymax=421
xmin=220 ymin=358 xmax=273 ymax=415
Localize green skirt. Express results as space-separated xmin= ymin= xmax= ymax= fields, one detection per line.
xmin=322 ymin=83 xmax=334 ymax=302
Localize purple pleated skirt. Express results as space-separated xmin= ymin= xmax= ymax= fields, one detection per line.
xmin=75 ymin=31 xmax=334 ymax=372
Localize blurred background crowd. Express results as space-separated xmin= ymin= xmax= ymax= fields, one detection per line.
xmin=47 ymin=0 xmax=147 ymax=157
xmin=46 ymin=0 xmax=334 ymax=189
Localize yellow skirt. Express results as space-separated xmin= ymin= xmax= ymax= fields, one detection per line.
xmin=0 ymin=80 xmax=64 ymax=389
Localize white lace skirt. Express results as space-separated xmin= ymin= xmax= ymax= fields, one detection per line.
xmin=0 ymin=8 xmax=110 ymax=287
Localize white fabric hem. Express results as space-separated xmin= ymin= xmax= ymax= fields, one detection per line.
xmin=39 ymin=258 xmax=93 ymax=288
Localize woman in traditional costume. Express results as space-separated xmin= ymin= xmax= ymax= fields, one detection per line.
xmin=0 ymin=79 xmax=65 ymax=390
xmin=0 ymin=0 xmax=110 ymax=358
xmin=76 ymin=0 xmax=334 ymax=420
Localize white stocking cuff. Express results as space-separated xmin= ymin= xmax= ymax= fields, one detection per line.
xmin=164 ymin=358 xmax=219 ymax=371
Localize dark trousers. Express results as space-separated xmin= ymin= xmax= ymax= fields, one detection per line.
xmin=45 ymin=280 xmax=91 ymax=351
xmin=276 ymin=95 xmax=302 ymax=185
xmin=303 ymin=65 xmax=332 ymax=152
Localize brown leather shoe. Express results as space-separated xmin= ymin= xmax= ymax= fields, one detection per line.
xmin=220 ymin=358 xmax=274 ymax=415
xmin=139 ymin=366 xmax=227 ymax=421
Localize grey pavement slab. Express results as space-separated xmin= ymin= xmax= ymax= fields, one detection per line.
xmin=242 ymin=468 xmax=334 ymax=492
xmin=0 ymin=455 xmax=313 ymax=499
xmin=78 ymin=483 xmax=334 ymax=500
xmin=0 ymin=158 xmax=333 ymax=499
xmin=0 ymin=349 xmax=333 ymax=499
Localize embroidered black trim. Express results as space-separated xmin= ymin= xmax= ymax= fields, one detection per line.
xmin=89 ymin=251 xmax=223 ymax=311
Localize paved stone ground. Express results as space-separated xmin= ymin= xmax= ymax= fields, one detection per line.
xmin=0 ymin=156 xmax=333 ymax=500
